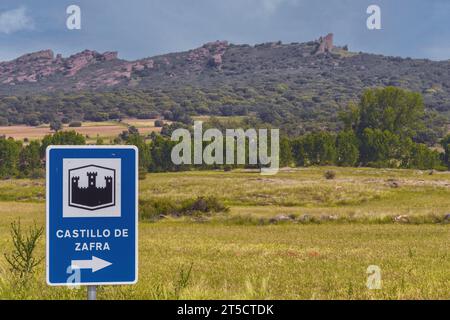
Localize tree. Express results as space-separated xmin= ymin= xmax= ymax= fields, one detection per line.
xmin=50 ymin=120 xmax=63 ymax=132
xmin=258 ymin=106 xmax=282 ymax=125
xmin=121 ymin=128 xmax=152 ymax=175
xmin=0 ymin=116 xmax=8 ymax=126
xmin=161 ymin=122 xmax=190 ymax=138
xmin=359 ymin=128 xmax=405 ymax=167
xmin=338 ymin=102 xmax=359 ymax=131
xmin=291 ymin=132 xmax=336 ymax=166
xmin=344 ymin=87 xmax=424 ymax=139
xmin=408 ymin=143 xmax=441 ymax=170
xmin=441 ymin=135 xmax=450 ymax=169
xmin=336 ymin=130 xmax=359 ymax=166
xmin=149 ymin=134 xmax=178 ymax=172
xmin=119 ymin=126 xmax=139 ymax=141
xmin=154 ymin=120 xmax=165 ymax=128
xmin=19 ymin=141 xmax=42 ymax=176
xmin=0 ymin=138 xmax=22 ymax=178
xmin=40 ymin=131 xmax=86 ymax=157
xmin=291 ymin=137 xmax=307 ymax=167
xmin=304 ymin=132 xmax=337 ymax=165
xmin=279 ymin=137 xmax=293 ymax=167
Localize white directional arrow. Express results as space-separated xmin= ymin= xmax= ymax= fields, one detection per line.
xmin=71 ymin=256 xmax=112 ymax=273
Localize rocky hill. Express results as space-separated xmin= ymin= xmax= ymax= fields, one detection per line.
xmin=0 ymin=34 xmax=449 ymax=134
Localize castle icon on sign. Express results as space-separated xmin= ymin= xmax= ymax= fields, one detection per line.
xmin=68 ymin=165 xmax=116 ymax=211
xmin=71 ymin=172 xmax=113 ymax=208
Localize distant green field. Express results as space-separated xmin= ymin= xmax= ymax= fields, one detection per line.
xmin=0 ymin=167 xmax=449 ymax=299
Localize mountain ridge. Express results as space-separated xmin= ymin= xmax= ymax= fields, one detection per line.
xmin=3 ymin=33 xmax=447 ymax=94
xmin=0 ymin=34 xmax=449 ymax=135
xmin=1 ymin=33 xmax=449 ymax=97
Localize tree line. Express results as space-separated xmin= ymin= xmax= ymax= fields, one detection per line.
xmin=285 ymin=87 xmax=445 ymax=169
xmin=1 ymin=87 xmax=449 ymax=179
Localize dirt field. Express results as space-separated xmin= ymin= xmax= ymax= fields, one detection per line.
xmin=0 ymin=119 xmax=162 ymax=141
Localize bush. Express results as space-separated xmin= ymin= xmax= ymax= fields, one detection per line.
xmin=4 ymin=220 xmax=44 ymax=280
xmin=50 ymin=120 xmax=62 ymax=132
xmin=139 ymin=196 xmax=228 ymax=221
xmin=324 ymin=170 xmax=336 ymax=180
xmin=69 ymin=121 xmax=82 ymax=128
xmin=61 ymin=117 xmax=71 ymax=124
xmin=138 ymin=166 xmax=147 ymax=180
xmin=30 ymin=169 xmax=45 ymax=180
xmin=154 ymin=120 xmax=165 ymax=127
xmin=180 ymin=197 xmax=228 ymax=215
xmin=139 ymin=198 xmax=178 ymax=221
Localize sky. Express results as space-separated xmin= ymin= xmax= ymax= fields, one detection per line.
xmin=0 ymin=0 xmax=449 ymax=62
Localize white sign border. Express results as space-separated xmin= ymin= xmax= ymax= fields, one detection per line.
xmin=46 ymin=145 xmax=139 ymax=286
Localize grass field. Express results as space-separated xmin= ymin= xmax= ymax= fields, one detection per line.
xmin=0 ymin=167 xmax=449 ymax=299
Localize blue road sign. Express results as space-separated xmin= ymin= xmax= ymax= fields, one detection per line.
xmin=46 ymin=146 xmax=138 ymax=286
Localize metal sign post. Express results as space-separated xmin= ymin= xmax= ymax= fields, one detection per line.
xmin=46 ymin=146 xmax=138 ymax=296
xmin=87 ymin=285 xmax=97 ymax=300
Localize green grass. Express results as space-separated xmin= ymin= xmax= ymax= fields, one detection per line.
xmin=0 ymin=167 xmax=449 ymax=299
xmin=140 ymin=167 xmax=450 ymax=220
xmin=0 ymin=180 xmax=44 ymax=202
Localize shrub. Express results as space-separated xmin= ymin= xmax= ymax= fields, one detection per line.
xmin=139 ymin=198 xmax=177 ymax=221
xmin=30 ymin=169 xmax=45 ymax=180
xmin=4 ymin=220 xmax=44 ymax=280
xmin=138 ymin=166 xmax=147 ymax=180
xmin=180 ymin=196 xmax=228 ymax=215
xmin=324 ymin=170 xmax=336 ymax=180
xmin=139 ymin=196 xmax=228 ymax=221
xmin=50 ymin=120 xmax=62 ymax=132
xmin=154 ymin=120 xmax=165 ymax=127
xmin=69 ymin=121 xmax=82 ymax=128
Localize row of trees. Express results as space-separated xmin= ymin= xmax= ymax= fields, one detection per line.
xmin=0 ymin=131 xmax=85 ymax=178
xmin=285 ymin=87 xmax=446 ymax=170
xmin=0 ymin=128 xmax=448 ymax=180
xmin=286 ymin=129 xmax=442 ymax=170
xmin=1 ymin=87 xmax=449 ymax=179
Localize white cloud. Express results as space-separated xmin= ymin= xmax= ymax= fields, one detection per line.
xmin=0 ymin=7 xmax=34 ymax=34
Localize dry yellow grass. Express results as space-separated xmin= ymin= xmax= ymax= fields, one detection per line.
xmin=0 ymin=118 xmax=162 ymax=141
xmin=0 ymin=167 xmax=448 ymax=299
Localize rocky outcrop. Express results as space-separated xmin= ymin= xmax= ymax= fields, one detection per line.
xmin=207 ymin=41 xmax=228 ymax=68
xmin=314 ymin=33 xmax=334 ymax=54
xmin=16 ymin=50 xmax=55 ymax=62
xmin=101 ymin=51 xmax=118 ymax=61
xmin=210 ymin=54 xmax=223 ymax=66
xmin=0 ymin=41 xmax=231 ymax=87
xmin=188 ymin=40 xmax=229 ymax=68
xmin=0 ymin=49 xmax=120 ymax=85
xmin=129 ymin=59 xmax=155 ymax=73
xmin=0 ymin=50 xmax=57 ymax=84
xmin=187 ymin=47 xmax=210 ymax=62
xmin=64 ymin=50 xmax=119 ymax=76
